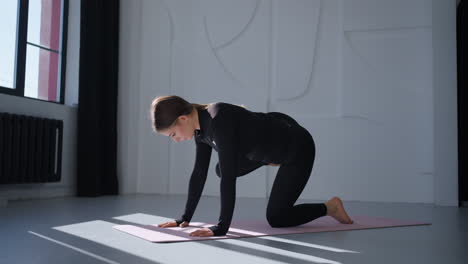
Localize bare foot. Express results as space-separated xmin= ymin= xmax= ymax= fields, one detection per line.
xmin=325 ymin=197 xmax=354 ymax=224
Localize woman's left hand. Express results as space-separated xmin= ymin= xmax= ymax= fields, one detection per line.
xmin=189 ymin=227 xmax=214 ymax=237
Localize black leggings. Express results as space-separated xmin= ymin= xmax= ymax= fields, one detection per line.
xmin=215 ymin=117 xmax=327 ymax=228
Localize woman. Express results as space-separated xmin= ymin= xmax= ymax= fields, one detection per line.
xmin=151 ymin=95 xmax=353 ymax=237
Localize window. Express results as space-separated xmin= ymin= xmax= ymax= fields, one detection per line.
xmin=0 ymin=0 xmax=68 ymax=104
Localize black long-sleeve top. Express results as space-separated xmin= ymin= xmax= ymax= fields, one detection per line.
xmin=175 ymin=102 xmax=299 ymax=236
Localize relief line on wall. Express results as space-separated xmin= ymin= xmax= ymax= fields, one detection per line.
xmin=161 ymin=0 xmax=175 ymax=194
xmin=202 ymin=0 xmax=261 ymax=90
xmin=276 ymin=0 xmax=322 ymax=103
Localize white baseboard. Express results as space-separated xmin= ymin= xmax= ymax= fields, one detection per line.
xmin=0 ymin=184 xmax=75 ymax=202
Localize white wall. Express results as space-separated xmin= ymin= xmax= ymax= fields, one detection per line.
xmin=432 ymin=0 xmax=458 ymax=206
xmin=118 ymin=0 xmax=458 ymax=206
xmin=0 ymin=0 xmax=80 ymax=201
xmin=118 ymin=0 xmax=143 ymax=194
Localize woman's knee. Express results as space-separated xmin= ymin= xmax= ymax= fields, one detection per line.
xmin=266 ymin=208 xmax=286 ymax=228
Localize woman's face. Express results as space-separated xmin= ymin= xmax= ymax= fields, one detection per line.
xmin=160 ymin=115 xmax=195 ymax=142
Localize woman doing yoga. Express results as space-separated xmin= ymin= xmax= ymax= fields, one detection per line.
xmin=151 ymin=95 xmax=353 ymax=237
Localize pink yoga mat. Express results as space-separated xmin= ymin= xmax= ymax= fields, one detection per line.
xmin=113 ymin=215 xmax=431 ymax=243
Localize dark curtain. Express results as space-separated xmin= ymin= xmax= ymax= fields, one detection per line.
xmin=458 ymin=0 xmax=467 ymax=205
xmin=77 ymin=0 xmax=119 ymax=196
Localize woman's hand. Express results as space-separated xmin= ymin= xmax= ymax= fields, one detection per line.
xmin=189 ymin=227 xmax=214 ymax=237
xmin=158 ymin=221 xmax=213 ymax=236
xmin=158 ymin=221 xmax=190 ymax=228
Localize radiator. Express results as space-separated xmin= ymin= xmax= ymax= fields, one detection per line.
xmin=0 ymin=113 xmax=63 ymax=184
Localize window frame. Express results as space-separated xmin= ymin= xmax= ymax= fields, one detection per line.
xmin=0 ymin=0 xmax=69 ymax=105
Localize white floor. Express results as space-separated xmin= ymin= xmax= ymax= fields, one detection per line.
xmin=0 ymin=194 xmax=466 ymax=264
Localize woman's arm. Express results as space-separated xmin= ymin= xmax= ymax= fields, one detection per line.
xmin=175 ymin=138 xmax=212 ymax=224
xmin=207 ymin=109 xmax=239 ymax=236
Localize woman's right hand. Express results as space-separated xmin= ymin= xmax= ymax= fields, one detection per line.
xmin=158 ymin=221 xmax=190 ymax=228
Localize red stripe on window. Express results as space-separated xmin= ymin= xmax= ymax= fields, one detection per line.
xmin=38 ymin=0 xmax=61 ymax=101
